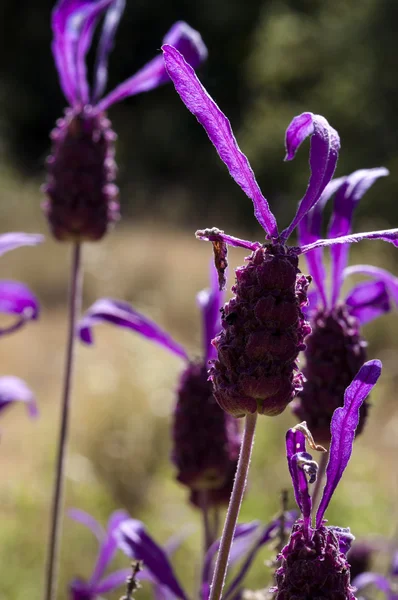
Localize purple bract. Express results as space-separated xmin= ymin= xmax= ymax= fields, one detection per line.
xmin=162 ymin=44 xmax=398 ymax=419
xmin=43 ymin=0 xmax=207 ymax=241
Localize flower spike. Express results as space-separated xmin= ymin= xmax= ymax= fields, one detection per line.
xmin=163 ymin=44 xmax=278 ymax=237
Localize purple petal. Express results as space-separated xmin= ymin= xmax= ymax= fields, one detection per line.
xmin=162 ymin=45 xmax=278 ymax=237
xmin=68 ymin=508 xmax=106 ymax=543
xmin=51 ymin=0 xmax=82 ymax=105
xmin=90 ymin=510 xmax=130 ymax=586
xmin=95 ymin=568 xmax=131 ymax=594
xmin=78 ymin=298 xmax=189 ymax=361
xmin=97 ymin=22 xmax=208 ymax=111
xmin=281 ymin=112 xmax=340 ymax=241
xmin=328 ymin=168 xmax=389 ymax=306
xmin=117 ymin=519 xmax=188 ymax=600
xmin=0 ymin=233 xmax=44 ymax=257
xmin=299 ymin=229 xmax=398 ymax=254
xmin=195 ymin=229 xmax=260 ymax=251
xmin=329 ymin=526 xmax=355 ymax=555
xmin=0 ymin=377 xmax=38 ymax=418
xmin=352 ymin=572 xmax=392 ymax=595
xmin=92 ymin=0 xmax=126 ymax=103
xmin=286 ymin=428 xmax=308 ymax=515
xmin=197 ymin=264 xmax=224 ymax=362
xmin=344 ymin=264 xmax=398 ymax=306
xmin=345 ymin=280 xmax=391 ymax=325
xmin=70 ymin=578 xmax=94 ymax=600
xmin=316 ymin=360 xmax=382 ymax=527
xmin=0 ymin=281 xmax=39 ymax=336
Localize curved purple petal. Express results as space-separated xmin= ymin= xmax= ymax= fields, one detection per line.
xmin=327 ymin=168 xmax=389 ymax=306
xmin=299 ymin=229 xmax=398 ymax=254
xmin=163 ymin=44 xmax=278 ymax=237
xmin=117 ymin=519 xmax=188 ymax=600
xmin=0 ymin=376 xmax=38 ymax=418
xmin=78 ymin=298 xmax=189 ymax=361
xmin=97 ymin=22 xmax=208 ymax=111
xmin=51 ymin=0 xmax=82 ymax=105
xmin=68 ymin=508 xmax=106 ymax=543
xmin=195 ymin=229 xmax=260 ymax=251
xmin=197 ymin=264 xmax=224 ymax=361
xmin=0 ymin=233 xmax=44 ymax=257
xmin=344 ymin=264 xmax=398 ymax=306
xmin=0 ymin=281 xmax=39 ymax=336
xmin=92 ymin=0 xmax=126 ymax=103
xmin=316 ymin=360 xmax=382 ymax=527
xmin=281 ymin=112 xmax=340 ymax=241
xmin=90 ymin=510 xmax=130 ymax=586
xmin=329 ymin=526 xmax=355 ymax=555
xmin=286 ymin=428 xmax=307 ymax=514
xmin=345 ymin=280 xmax=391 ymax=325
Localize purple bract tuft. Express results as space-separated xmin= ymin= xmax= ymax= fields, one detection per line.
xmin=211 ymin=244 xmax=311 ymax=418
xmin=271 ymin=520 xmax=356 ymax=599
xmin=43 ymin=107 xmax=119 ymax=242
xmin=173 ymin=361 xmax=240 ymax=490
xmin=293 ymin=306 xmax=367 ymax=444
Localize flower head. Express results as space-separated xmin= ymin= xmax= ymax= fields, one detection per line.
xmin=271 ymin=360 xmax=381 ymax=599
xmin=79 ymin=266 xmax=240 ymax=504
xmin=162 ymin=44 xmax=398 ymax=419
xmin=43 ymin=0 xmax=207 ymax=241
xmin=293 ymin=169 xmax=398 ymax=442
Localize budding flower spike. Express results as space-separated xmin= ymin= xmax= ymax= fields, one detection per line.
xmin=294 ymin=168 xmax=398 ymax=443
xmin=162 ymin=45 xmax=398 ymax=422
xmin=43 ymin=0 xmax=208 ymax=241
xmin=272 ymin=360 xmax=382 ymax=599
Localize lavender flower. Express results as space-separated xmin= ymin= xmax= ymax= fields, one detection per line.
xmin=79 ymin=268 xmax=241 ymax=502
xmin=43 ymin=0 xmax=208 ymax=241
xmin=162 ymin=45 xmax=398 ymax=419
xmin=353 ymin=547 xmax=398 ymax=600
xmin=271 ymin=360 xmax=381 ymax=599
xmin=293 ymin=168 xmax=398 ymax=442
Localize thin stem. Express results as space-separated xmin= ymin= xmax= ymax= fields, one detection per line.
xmin=209 ymin=412 xmax=257 ymax=600
xmin=44 ymin=243 xmax=83 ymax=600
xmin=311 ymin=451 xmax=328 ymax=512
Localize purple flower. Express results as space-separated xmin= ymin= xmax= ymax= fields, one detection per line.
xmin=353 ymin=549 xmax=398 ymax=600
xmin=161 ymin=45 xmax=398 ymax=419
xmin=271 ymin=360 xmax=381 ymax=599
xmin=43 ymin=1 xmax=208 ymax=242
xmin=293 ymin=169 xmax=398 ymax=442
xmin=79 ymin=267 xmax=241 ymax=502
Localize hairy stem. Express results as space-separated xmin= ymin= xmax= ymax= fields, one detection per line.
xmin=209 ymin=412 xmax=258 ymax=600
xmin=44 ymin=243 xmax=83 ymax=600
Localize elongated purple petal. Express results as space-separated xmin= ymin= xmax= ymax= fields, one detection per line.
xmin=328 ymin=168 xmax=389 ymax=306
xmin=0 ymin=376 xmax=38 ymax=418
xmin=68 ymin=508 xmax=106 ymax=543
xmin=0 ymin=233 xmax=44 ymax=257
xmin=316 ymin=360 xmax=382 ymax=527
xmin=163 ymin=45 xmax=278 ymax=237
xmin=195 ymin=229 xmax=260 ymax=251
xmin=90 ymin=510 xmax=130 ymax=586
xmin=286 ymin=428 xmax=306 ymax=514
xmin=95 ymin=568 xmax=131 ymax=594
xmin=117 ymin=519 xmax=188 ymax=600
xmin=97 ymin=22 xmax=207 ymax=111
xmin=51 ymin=0 xmax=82 ymax=105
xmin=344 ymin=264 xmax=398 ymax=306
xmin=0 ymin=281 xmax=39 ymax=336
xmin=281 ymin=113 xmax=340 ymax=241
xmin=92 ymin=0 xmax=126 ymax=103
xmin=79 ymin=298 xmax=189 ymax=361
xmin=299 ymin=229 xmax=398 ymax=254
xmin=197 ymin=264 xmax=224 ymax=361
xmin=345 ymin=280 xmax=391 ymax=324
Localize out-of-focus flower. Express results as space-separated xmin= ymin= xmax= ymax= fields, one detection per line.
xmin=293 ymin=168 xmax=398 ymax=443
xmin=43 ymin=0 xmax=208 ymax=242
xmin=271 ymin=360 xmax=381 ymax=599
xmin=162 ymin=45 xmax=398 ymax=419
xmin=79 ymin=267 xmax=241 ymax=505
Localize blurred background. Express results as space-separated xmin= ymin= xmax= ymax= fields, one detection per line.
xmin=0 ymin=0 xmax=398 ymax=598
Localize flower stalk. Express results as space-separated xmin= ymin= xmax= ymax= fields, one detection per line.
xmin=209 ymin=412 xmax=257 ymax=600
xmin=44 ymin=243 xmax=83 ymax=600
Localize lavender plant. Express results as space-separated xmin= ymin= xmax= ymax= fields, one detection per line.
xmin=43 ymin=2 xmax=207 ymax=598
xmin=161 ymin=43 xmax=398 ymax=599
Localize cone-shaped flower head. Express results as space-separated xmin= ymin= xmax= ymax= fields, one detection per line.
xmin=162 ymin=44 xmax=398 ymax=419
xmin=79 ymin=266 xmax=240 ymax=503
xmin=294 ymin=169 xmax=398 ymax=443
xmin=271 ymin=360 xmax=381 ymax=599
xmin=44 ymin=1 xmax=208 ymax=242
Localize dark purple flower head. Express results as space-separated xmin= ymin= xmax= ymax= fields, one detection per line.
xmin=271 ymin=360 xmax=381 ymax=599
xmin=162 ymin=45 xmax=398 ymax=419
xmin=79 ymin=267 xmax=241 ymax=504
xmin=43 ymin=1 xmax=207 ymax=242
xmin=293 ymin=169 xmax=398 ymax=443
